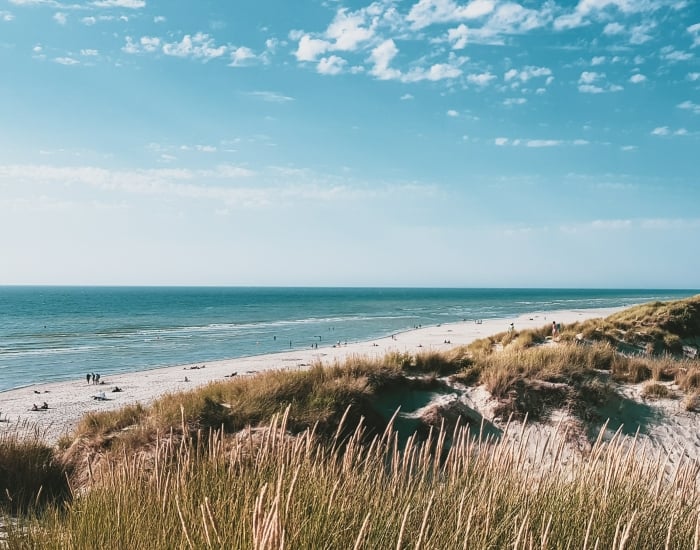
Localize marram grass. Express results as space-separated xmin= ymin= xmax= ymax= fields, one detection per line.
xmin=6 ymin=409 xmax=700 ymax=549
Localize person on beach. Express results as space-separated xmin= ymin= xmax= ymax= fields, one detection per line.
xmin=86 ymin=373 xmax=91 ymax=384
xmin=41 ymin=402 xmax=48 ymax=410
xmin=32 ymin=403 xmax=39 ymax=411
xmin=552 ymin=321 xmax=558 ymax=338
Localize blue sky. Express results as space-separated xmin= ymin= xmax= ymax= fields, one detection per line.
xmin=0 ymin=0 xmax=698 ymax=288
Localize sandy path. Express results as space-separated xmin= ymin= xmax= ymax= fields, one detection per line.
xmin=0 ymin=308 xmax=619 ymax=444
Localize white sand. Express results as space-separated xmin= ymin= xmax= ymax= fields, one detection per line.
xmin=0 ymin=308 xmax=618 ymax=444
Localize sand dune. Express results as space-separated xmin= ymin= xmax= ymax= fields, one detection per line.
xmin=4 ymin=304 xmax=699 ymax=470
xmin=0 ymin=308 xmax=617 ymax=444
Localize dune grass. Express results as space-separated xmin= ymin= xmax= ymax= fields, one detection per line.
xmin=557 ymin=295 xmax=700 ymax=356
xmin=65 ymin=352 xmax=464 ymax=460
xmin=640 ymin=382 xmax=672 ymax=400
xmin=0 ymin=426 xmax=71 ymax=514
xmin=6 ymin=410 xmax=700 ymax=549
xmin=4 ymin=296 xmax=700 ymax=547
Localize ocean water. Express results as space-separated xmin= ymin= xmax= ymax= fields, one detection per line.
xmin=0 ymin=287 xmax=697 ymax=392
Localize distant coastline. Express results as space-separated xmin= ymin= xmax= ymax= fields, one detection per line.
xmin=0 ymin=287 xmax=696 ymax=392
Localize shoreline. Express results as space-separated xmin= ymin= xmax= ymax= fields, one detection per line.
xmin=0 ymin=306 xmax=623 ymax=444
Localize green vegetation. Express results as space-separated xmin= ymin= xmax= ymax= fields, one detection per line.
xmin=0 ymin=426 xmax=70 ymax=514
xmin=559 ymin=294 xmax=700 ymax=356
xmin=6 ymin=413 xmax=700 ymax=549
xmin=3 ymin=294 xmax=700 ymax=548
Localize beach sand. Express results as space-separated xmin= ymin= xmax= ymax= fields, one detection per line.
xmin=0 ymin=308 xmax=618 ymax=444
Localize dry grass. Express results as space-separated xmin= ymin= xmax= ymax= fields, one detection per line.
xmin=675 ymin=366 xmax=700 ymax=392
xmin=682 ymin=391 xmax=700 ymax=412
xmin=62 ymin=353 xmax=467 ymax=462
xmin=0 ymin=427 xmax=70 ymax=514
xmin=640 ymin=383 xmax=672 ymax=400
xmin=558 ymin=294 xmax=700 ymax=357
xmin=7 ymin=411 xmax=700 ymax=549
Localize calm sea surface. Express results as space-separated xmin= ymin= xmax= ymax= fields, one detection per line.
xmin=0 ymin=287 xmax=697 ymax=392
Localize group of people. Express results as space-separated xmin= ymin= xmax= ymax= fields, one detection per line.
xmin=31 ymin=402 xmax=49 ymax=411
xmin=86 ymin=372 xmax=102 ymax=385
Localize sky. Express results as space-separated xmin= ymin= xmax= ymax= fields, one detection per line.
xmin=0 ymin=0 xmax=698 ymax=288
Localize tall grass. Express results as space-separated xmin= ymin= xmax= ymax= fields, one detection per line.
xmin=8 ymin=411 xmax=700 ymax=549
xmin=0 ymin=426 xmax=70 ymax=514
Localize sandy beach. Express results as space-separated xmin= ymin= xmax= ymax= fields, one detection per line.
xmin=0 ymin=308 xmax=621 ymax=444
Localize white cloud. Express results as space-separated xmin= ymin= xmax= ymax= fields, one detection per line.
xmin=400 ymin=93 xmax=414 ymax=100
xmin=467 ymin=71 xmax=496 ymax=86
xmin=407 ymin=0 xmax=495 ymax=30
xmin=80 ymin=49 xmax=98 ymax=56
xmin=162 ymin=33 xmax=226 ymax=59
xmin=662 ymin=48 xmax=693 ymax=62
xmin=504 ymin=65 xmax=551 ymax=82
xmin=674 ymin=128 xmax=688 ymax=135
xmin=688 ymin=72 xmax=700 ymax=80
xmin=53 ymin=11 xmax=66 ymax=25
xmin=1 ymin=10 xmax=14 ymax=21
xmin=295 ymin=34 xmax=330 ymax=62
xmin=81 ymin=16 xmax=96 ymax=25
xmin=294 ymin=4 xmax=380 ymax=69
xmin=630 ymin=22 xmax=655 ymax=45
xmin=621 ymin=145 xmax=637 ymax=151
xmin=579 ymin=71 xmax=601 ymax=84
xmin=122 ymin=36 xmax=139 ymax=54
xmin=573 ymin=139 xmax=589 ymax=145
xmin=678 ymin=100 xmax=700 ymax=114
xmin=8 ymin=0 xmax=60 ymax=4
xmin=325 ymin=7 xmax=375 ymax=51
xmin=526 ymin=139 xmax=561 ymax=147
xmin=629 ymin=73 xmax=646 ymax=83
xmin=578 ymin=71 xmax=621 ymax=93
xmin=470 ymin=2 xmax=551 ymax=43
xmin=369 ymin=39 xmax=401 ymax=80
xmin=248 ymin=91 xmax=294 ymax=103
xmin=54 ymin=57 xmax=79 ymax=65
xmin=0 ymin=164 xmax=433 ymax=210
xmin=494 ymin=137 xmax=509 ymax=146
xmin=92 ymin=0 xmax=145 ymax=7
xmin=447 ymin=109 xmax=459 ymax=117
xmin=651 ymin=126 xmax=669 ymax=136
xmin=230 ymin=46 xmax=256 ymax=67
xmin=153 ymin=15 xmax=165 ymax=23
xmin=124 ymin=36 xmax=161 ymax=54
xmin=403 ymin=62 xmax=463 ymax=82
xmin=140 ymin=36 xmax=160 ymax=52
xmin=503 ymin=97 xmax=526 ymax=106
xmin=603 ymin=22 xmax=624 ymax=35
xmin=317 ymin=55 xmax=347 ymax=75
xmin=447 ymin=23 xmax=469 ymax=49
xmin=554 ymin=0 xmax=665 ymax=31
xmin=591 ymin=56 xmax=605 ymax=65
xmin=689 ymin=23 xmax=700 ymax=48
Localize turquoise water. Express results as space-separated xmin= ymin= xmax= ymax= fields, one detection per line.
xmin=0 ymin=287 xmax=696 ymax=392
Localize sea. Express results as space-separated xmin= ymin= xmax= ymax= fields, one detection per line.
xmin=0 ymin=287 xmax=697 ymax=393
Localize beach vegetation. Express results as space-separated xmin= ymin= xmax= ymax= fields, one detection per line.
xmin=0 ymin=427 xmax=70 ymax=514
xmin=6 ymin=411 xmax=700 ymax=549
xmin=3 ymin=295 xmax=700 ymax=547
xmin=640 ymin=382 xmax=672 ymax=399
